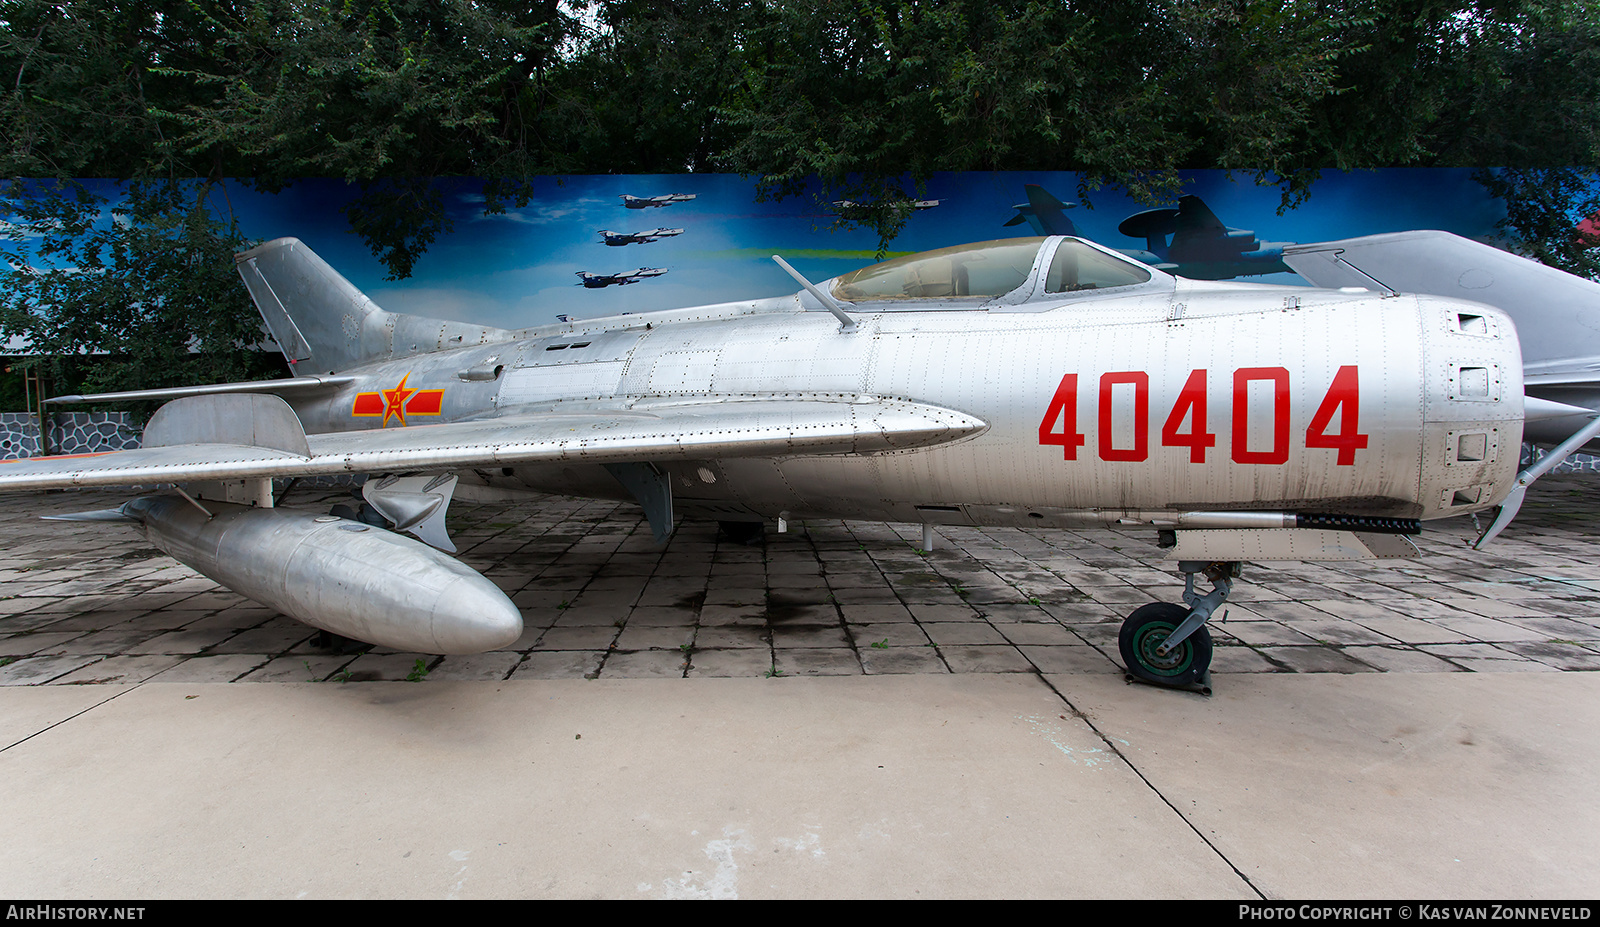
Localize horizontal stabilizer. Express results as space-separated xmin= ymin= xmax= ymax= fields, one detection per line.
xmin=0 ymin=397 xmax=987 ymax=492
xmin=45 ymin=376 xmax=355 ymax=406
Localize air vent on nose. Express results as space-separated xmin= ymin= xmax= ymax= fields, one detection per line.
xmin=1455 ymin=432 xmax=1488 ymax=462
xmin=1449 ymin=365 xmax=1497 ymax=400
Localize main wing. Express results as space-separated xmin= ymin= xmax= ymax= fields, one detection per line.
xmin=0 ymin=394 xmax=987 ymax=491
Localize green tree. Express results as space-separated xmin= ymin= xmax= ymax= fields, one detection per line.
xmin=0 ymin=179 xmax=274 ymax=396
xmin=0 ymin=0 xmax=1597 ymax=394
xmin=0 ymin=0 xmax=573 ymax=392
xmin=0 ymin=0 xmax=573 ymax=275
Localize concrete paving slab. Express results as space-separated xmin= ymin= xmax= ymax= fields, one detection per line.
xmin=147 ymin=653 xmax=272 ymax=684
xmin=4 ymin=477 xmax=1600 ymax=898
xmin=0 ymin=677 xmax=1255 ymax=899
xmin=1050 ymin=673 xmax=1600 ymax=899
xmin=0 ymin=684 xmax=132 ymax=750
xmin=940 ymin=644 xmax=1035 ymax=673
xmin=1208 ymin=646 xmax=1285 ymax=674
xmin=50 ymin=654 xmax=186 ymax=685
xmin=0 ymin=653 xmax=106 ymax=685
xmin=773 ymin=648 xmax=861 ymax=676
xmin=510 ymin=651 xmax=602 ymax=679
xmin=686 ymin=648 xmax=774 ymax=678
xmin=1017 ymin=644 xmax=1122 ymax=675
xmin=0 ymin=631 xmax=86 ymax=655
xmin=691 ymin=625 xmax=769 ymax=649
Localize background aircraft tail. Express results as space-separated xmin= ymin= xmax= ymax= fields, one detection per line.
xmin=1284 ymin=231 xmax=1600 ymax=381
xmin=1285 ymin=230 xmax=1600 ymax=450
xmin=1004 ymin=184 xmax=1079 ymax=236
xmin=235 ymin=237 xmax=514 ymax=375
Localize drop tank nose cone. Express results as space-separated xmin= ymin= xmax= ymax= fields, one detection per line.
xmin=429 ymin=573 xmax=524 ymax=654
xmin=131 ymin=498 xmax=523 ymax=654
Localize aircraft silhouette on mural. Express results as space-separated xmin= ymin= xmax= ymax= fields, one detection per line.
xmin=574 ymin=267 xmax=668 ymax=288
xmin=598 ymin=228 xmax=684 ymax=246
xmin=5 ymin=232 xmax=1599 ymax=691
xmin=1004 ymin=184 xmax=1293 ymax=279
xmin=831 ymin=198 xmax=941 ymax=221
xmin=619 ymin=193 xmax=696 ymax=209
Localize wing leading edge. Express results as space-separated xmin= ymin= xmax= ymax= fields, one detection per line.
xmin=0 ymin=396 xmax=988 ymax=492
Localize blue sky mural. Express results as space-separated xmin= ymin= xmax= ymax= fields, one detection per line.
xmin=22 ymin=170 xmax=1513 ymax=331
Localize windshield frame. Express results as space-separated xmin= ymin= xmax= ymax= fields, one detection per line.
xmin=813 ymin=236 xmax=1168 ymax=313
xmin=828 ymin=237 xmax=1049 ymax=305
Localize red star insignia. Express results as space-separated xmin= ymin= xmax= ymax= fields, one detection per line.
xmin=382 ymin=373 xmax=416 ymax=427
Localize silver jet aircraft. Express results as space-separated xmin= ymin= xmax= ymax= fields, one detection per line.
xmin=599 ymin=228 xmax=685 ymax=246
xmin=619 ymin=193 xmax=696 ymax=209
xmin=0 ymin=234 xmax=1575 ymax=688
xmin=574 ymin=267 xmax=668 ymax=288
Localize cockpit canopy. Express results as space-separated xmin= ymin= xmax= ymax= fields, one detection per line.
xmin=830 ymin=237 xmax=1153 ymax=303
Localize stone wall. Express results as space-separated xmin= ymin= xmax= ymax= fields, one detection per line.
xmin=1521 ymin=444 xmax=1600 ymax=473
xmin=0 ymin=411 xmax=140 ymax=460
xmin=0 ymin=411 xmax=361 ymax=492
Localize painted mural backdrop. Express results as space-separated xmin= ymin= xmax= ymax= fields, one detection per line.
xmin=11 ymin=169 xmax=1509 ymax=332
xmin=211 ymin=169 xmax=1506 ymax=329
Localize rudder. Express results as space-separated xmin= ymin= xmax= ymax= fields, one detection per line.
xmin=235 ymin=237 xmax=513 ymax=375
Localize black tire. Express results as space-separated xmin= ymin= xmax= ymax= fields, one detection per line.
xmin=1119 ymin=602 xmax=1213 ymax=687
xmin=329 ymin=503 xmax=360 ymax=521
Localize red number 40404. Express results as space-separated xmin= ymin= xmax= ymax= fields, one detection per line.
xmin=1037 ymin=366 xmax=1368 ymax=466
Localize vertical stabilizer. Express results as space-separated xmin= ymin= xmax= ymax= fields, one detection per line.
xmin=1023 ymin=184 xmax=1079 ymax=236
xmin=1283 ymin=231 xmax=1600 ymax=377
xmin=235 ymin=237 xmax=513 ymax=375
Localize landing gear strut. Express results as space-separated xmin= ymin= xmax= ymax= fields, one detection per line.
xmin=1118 ymin=560 xmax=1240 ymax=692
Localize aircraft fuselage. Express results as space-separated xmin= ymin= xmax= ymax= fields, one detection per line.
xmin=286 ymin=277 xmax=1522 ymax=530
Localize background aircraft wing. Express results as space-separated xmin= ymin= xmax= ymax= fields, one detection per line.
xmin=0 ymin=397 xmax=987 ymax=491
xmin=1284 ymin=230 xmax=1600 ymax=380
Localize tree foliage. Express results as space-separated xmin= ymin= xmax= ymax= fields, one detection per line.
xmin=0 ymin=178 xmax=277 ymax=397
xmin=0 ymin=0 xmax=1596 ymax=391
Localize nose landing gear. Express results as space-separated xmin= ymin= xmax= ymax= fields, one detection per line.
xmin=1118 ymin=560 xmax=1240 ymax=694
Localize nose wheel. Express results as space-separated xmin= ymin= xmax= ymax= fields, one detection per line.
xmin=1119 ymin=603 xmax=1213 ymax=688
xmin=1117 ymin=560 xmax=1238 ymax=693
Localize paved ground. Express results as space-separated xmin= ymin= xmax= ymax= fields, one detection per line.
xmin=1 ymin=478 xmax=1598 ymax=898
xmin=3 ymin=478 xmax=1600 ymax=686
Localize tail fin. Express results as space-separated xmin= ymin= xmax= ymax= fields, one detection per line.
xmin=1283 ymin=230 xmax=1600 ymax=378
xmin=1023 ymin=184 xmax=1079 ymax=237
xmin=1171 ymin=195 xmax=1259 ymax=253
xmin=235 ymin=238 xmax=513 ymax=375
